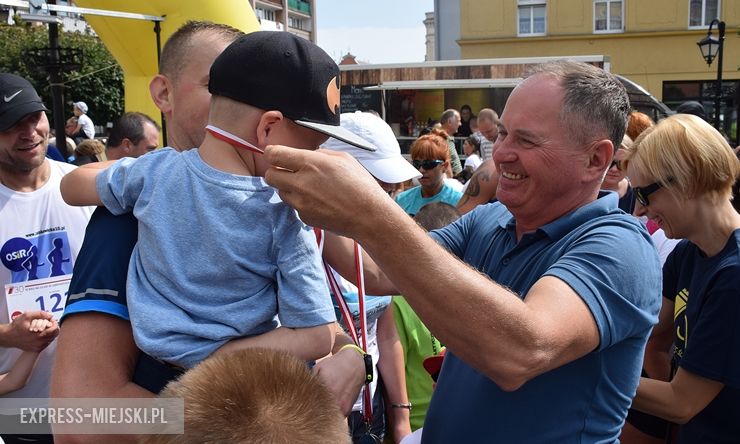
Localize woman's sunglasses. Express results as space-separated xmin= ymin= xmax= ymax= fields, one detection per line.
xmin=412 ymin=159 xmax=444 ymax=170
xmin=633 ymin=182 xmax=663 ymax=206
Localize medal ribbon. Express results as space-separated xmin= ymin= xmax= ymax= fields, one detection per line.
xmin=205 ymin=124 xmax=263 ymax=154
xmin=314 ymin=228 xmax=374 ymax=424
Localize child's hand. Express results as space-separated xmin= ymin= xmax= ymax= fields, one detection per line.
xmin=6 ymin=311 xmax=57 ymax=351
xmin=28 ymin=317 xmax=54 ymax=333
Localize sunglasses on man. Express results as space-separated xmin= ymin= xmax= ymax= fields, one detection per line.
xmin=412 ymin=159 xmax=444 ymax=170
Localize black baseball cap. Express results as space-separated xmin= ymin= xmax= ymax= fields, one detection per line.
xmin=0 ymin=73 xmax=47 ymax=132
xmin=209 ymin=31 xmax=376 ymax=151
xmin=675 ymin=101 xmax=707 ymax=121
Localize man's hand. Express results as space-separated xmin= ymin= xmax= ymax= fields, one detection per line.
xmin=0 ymin=311 xmax=58 ymax=351
xmin=313 ymin=346 xmax=366 ymax=417
xmin=264 ymin=145 xmax=392 ymax=238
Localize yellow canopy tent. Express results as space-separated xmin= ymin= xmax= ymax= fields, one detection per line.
xmin=74 ymin=0 xmax=260 ymax=140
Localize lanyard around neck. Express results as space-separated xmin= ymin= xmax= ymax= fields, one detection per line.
xmin=315 ymin=228 xmax=374 ymax=423
xmin=205 ymin=124 xmax=263 ymax=154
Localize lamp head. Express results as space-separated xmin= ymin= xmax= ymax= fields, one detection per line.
xmin=697 ymin=34 xmax=720 ymax=66
xmin=696 ymin=19 xmax=724 ymax=66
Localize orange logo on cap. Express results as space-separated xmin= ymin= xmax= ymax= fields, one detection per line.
xmin=326 ymin=76 xmax=340 ymax=115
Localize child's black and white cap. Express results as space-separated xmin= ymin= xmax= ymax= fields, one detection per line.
xmin=209 ymin=31 xmax=376 ymax=151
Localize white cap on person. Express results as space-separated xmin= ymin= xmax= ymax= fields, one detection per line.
xmin=322 ymin=111 xmax=421 ymax=184
xmin=74 ymin=101 xmax=88 ymax=113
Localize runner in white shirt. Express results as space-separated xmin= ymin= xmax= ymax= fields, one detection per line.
xmin=0 ymin=73 xmax=92 ymax=444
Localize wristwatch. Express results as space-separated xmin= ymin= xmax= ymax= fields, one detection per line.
xmin=339 ymin=343 xmax=374 ymax=384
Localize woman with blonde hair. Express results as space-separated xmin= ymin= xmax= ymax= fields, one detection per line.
xmin=395 ymin=131 xmax=463 ymax=216
xmin=625 ymin=114 xmax=740 ymax=442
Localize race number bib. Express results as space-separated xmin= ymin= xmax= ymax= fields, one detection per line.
xmin=5 ymin=274 xmax=71 ymax=322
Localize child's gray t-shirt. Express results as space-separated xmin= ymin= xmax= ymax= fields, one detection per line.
xmin=96 ymin=148 xmax=336 ymax=368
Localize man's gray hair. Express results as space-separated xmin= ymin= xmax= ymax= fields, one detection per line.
xmin=440 ymin=109 xmax=459 ymax=124
xmin=477 ymin=108 xmax=499 ymax=124
xmin=526 ymin=60 xmax=630 ymax=149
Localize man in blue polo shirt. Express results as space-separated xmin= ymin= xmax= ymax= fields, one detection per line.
xmin=263 ymin=60 xmax=662 ymax=442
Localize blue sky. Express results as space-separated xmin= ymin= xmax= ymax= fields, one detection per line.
xmin=316 ymin=0 xmax=434 ymax=64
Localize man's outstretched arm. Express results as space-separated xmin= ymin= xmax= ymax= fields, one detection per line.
xmin=265 ymin=146 xmax=600 ymax=390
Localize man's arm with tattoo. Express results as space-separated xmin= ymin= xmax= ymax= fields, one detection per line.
xmin=457 ymin=160 xmax=499 ymax=215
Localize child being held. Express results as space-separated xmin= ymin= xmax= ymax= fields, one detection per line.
xmin=60 ymin=32 xmax=375 ymax=369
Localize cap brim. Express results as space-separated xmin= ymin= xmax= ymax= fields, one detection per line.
xmin=422 ymin=355 xmax=444 ymax=376
xmin=0 ymin=102 xmax=47 ymax=132
xmin=295 ymin=119 xmax=377 ymax=152
xmin=359 ymin=156 xmax=421 ymax=184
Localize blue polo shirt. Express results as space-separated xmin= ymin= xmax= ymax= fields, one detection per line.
xmin=422 ymin=192 xmax=661 ymax=443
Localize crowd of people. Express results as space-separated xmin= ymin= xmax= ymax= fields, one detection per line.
xmin=0 ymin=20 xmax=738 ymax=444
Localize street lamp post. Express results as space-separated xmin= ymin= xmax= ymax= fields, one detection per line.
xmin=696 ymin=18 xmax=725 ymax=130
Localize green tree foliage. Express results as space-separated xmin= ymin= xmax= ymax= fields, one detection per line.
xmin=0 ymin=22 xmax=123 ymax=131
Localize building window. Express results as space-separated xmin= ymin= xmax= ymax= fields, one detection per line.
xmin=289 ymin=16 xmax=305 ymax=30
xmin=255 ymin=7 xmax=275 ymax=22
xmin=594 ymin=0 xmax=623 ymax=32
xmin=689 ymin=0 xmax=720 ymax=28
xmin=518 ymin=0 xmax=546 ymax=36
xmin=663 ymin=79 xmax=738 ymax=144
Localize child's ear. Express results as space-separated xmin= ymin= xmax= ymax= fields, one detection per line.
xmin=255 ymin=111 xmax=284 ymax=146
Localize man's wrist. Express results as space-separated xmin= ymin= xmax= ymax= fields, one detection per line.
xmin=338 ymin=344 xmax=374 ymax=384
xmin=353 ymin=190 xmax=398 ymax=243
xmin=332 ymin=332 xmax=354 ymax=354
xmin=338 ymin=343 xmax=365 ymax=356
